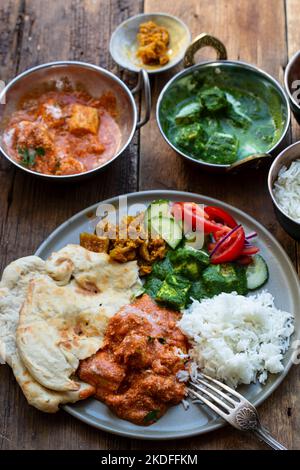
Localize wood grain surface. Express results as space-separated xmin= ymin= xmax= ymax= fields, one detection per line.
xmin=0 ymin=0 xmax=299 ymax=450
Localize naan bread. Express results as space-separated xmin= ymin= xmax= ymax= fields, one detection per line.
xmin=46 ymin=243 xmax=140 ymax=294
xmin=17 ymin=275 xmax=109 ymax=391
xmin=0 ymin=256 xmax=95 ymax=412
xmin=17 ymin=245 xmax=141 ymax=393
xmin=11 ymin=351 xmax=94 ymax=413
xmin=0 ymin=256 xmax=46 ymax=364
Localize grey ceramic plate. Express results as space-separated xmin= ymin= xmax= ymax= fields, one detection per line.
xmin=35 ymin=190 xmax=300 ymax=440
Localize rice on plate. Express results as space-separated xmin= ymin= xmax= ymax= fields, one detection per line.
xmin=179 ymin=291 xmax=294 ymax=388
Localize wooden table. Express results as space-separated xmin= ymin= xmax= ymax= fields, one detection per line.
xmin=0 ymin=0 xmax=299 ymax=451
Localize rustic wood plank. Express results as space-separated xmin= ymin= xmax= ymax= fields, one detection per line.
xmin=286 ymin=1 xmax=300 ymax=58
xmin=0 ymin=0 xmax=142 ymax=450
xmin=136 ymin=0 xmax=298 ymax=450
xmin=0 ymin=2 xmax=26 ymax=451
xmin=0 ymin=0 xmax=22 ymax=264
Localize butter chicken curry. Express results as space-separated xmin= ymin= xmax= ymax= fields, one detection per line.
xmin=78 ymin=294 xmax=188 ymax=425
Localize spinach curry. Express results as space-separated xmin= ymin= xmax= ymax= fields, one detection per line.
xmin=159 ymin=68 xmax=286 ymax=165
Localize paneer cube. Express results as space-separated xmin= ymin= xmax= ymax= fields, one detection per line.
xmin=68 ymin=104 xmax=99 ymax=135
xmin=155 ymin=274 xmax=191 ymax=310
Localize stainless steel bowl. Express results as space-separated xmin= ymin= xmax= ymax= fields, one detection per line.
xmin=284 ymin=50 xmax=300 ymax=124
xmin=156 ymin=33 xmax=291 ymax=173
xmin=268 ymin=141 xmax=300 ymax=240
xmin=0 ymin=61 xmax=151 ymax=181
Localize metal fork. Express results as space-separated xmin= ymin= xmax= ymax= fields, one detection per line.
xmin=188 ymin=373 xmax=287 ymax=450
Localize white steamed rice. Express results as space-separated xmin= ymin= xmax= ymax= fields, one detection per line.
xmin=179 ymin=291 xmax=294 ymax=388
xmin=273 ymin=159 xmax=300 ymax=222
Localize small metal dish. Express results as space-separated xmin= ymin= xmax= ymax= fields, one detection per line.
xmin=268 ymin=141 xmax=300 ymax=240
xmin=157 ymin=33 xmax=291 ymax=173
xmin=0 ymin=61 xmax=151 ymax=181
xmin=110 ymin=12 xmax=191 ymax=74
xmin=284 ymin=50 xmax=300 ymax=124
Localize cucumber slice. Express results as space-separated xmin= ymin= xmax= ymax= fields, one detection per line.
xmin=184 ymin=231 xmax=205 ymax=250
xmin=147 ymin=199 xmax=170 ymax=219
xmin=151 ymin=215 xmax=182 ymax=249
xmin=246 ymin=255 xmax=269 ymax=290
xmin=146 ymin=200 xmax=170 ymax=231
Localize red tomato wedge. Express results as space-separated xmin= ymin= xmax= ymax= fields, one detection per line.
xmin=204 ymin=206 xmax=238 ymax=229
xmin=239 ymin=246 xmax=260 ymax=256
xmin=172 ymin=202 xmax=231 ymax=235
xmin=210 ymin=225 xmax=245 ymax=264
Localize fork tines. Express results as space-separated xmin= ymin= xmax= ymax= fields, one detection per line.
xmin=188 ymin=373 xmax=243 ymax=419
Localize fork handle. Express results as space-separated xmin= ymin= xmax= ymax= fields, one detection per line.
xmin=252 ymin=426 xmax=287 ymax=450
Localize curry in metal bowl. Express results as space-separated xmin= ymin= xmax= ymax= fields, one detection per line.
xmin=0 ymin=61 xmax=151 ymax=180
xmin=157 ymin=34 xmax=290 ymax=171
xmin=3 ymin=86 xmax=121 ymax=176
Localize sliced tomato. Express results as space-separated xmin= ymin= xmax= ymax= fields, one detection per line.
xmin=240 ymin=246 xmax=260 ymax=256
xmin=207 ymin=242 xmax=216 ymax=252
xmin=214 ymin=228 xmax=232 ymax=241
xmin=204 ymin=206 xmax=237 ymax=229
xmin=236 ymin=255 xmax=253 ymax=266
xmin=172 ymin=202 xmax=231 ymax=235
xmin=208 ymin=235 xmax=235 ymax=253
xmin=210 ymin=226 xmax=245 ymax=264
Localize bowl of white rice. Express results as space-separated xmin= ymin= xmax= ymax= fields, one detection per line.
xmin=268 ymin=141 xmax=300 ymax=239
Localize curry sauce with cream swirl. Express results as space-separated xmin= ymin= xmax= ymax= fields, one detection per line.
xmin=78 ymin=294 xmax=188 ymax=425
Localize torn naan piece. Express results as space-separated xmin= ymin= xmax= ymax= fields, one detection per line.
xmin=0 ymin=256 xmax=95 ymax=412
xmin=17 ymin=245 xmax=141 ymax=393
xmin=11 ymin=351 xmax=94 ymax=413
xmin=17 ymin=275 xmax=109 ymax=392
xmin=45 ymin=244 xmax=141 ymax=295
xmin=0 ymin=256 xmax=46 ymax=364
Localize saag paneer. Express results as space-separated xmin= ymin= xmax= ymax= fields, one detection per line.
xmin=144 ymin=246 xmax=249 ymax=310
xmin=164 ymin=76 xmax=280 ymax=165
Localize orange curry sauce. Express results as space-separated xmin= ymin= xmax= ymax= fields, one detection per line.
xmin=3 ymin=89 xmax=122 ymax=175
xmin=78 ymin=294 xmax=189 ymax=425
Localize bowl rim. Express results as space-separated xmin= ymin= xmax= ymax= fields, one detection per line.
xmin=109 ymin=12 xmax=192 ymax=74
xmin=284 ymin=49 xmax=300 ymax=110
xmin=268 ymin=140 xmax=300 ymax=226
xmin=156 ymin=59 xmax=291 ymax=169
xmin=0 ymin=60 xmax=138 ymax=180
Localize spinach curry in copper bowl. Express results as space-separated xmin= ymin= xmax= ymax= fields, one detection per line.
xmin=157 ymin=34 xmax=290 ymax=172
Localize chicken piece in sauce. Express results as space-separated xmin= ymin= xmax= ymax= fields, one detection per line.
xmin=14 ymin=120 xmax=54 ymax=150
xmin=78 ymin=294 xmax=188 ymax=425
